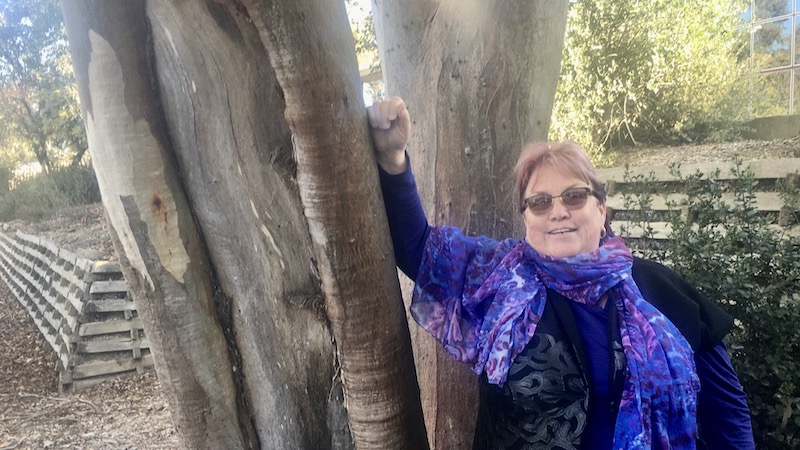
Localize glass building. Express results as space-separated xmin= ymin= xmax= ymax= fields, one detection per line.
xmin=749 ymin=0 xmax=800 ymax=115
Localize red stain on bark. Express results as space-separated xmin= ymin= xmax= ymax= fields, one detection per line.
xmin=151 ymin=193 xmax=168 ymax=225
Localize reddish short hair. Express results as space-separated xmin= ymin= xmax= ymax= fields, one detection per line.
xmin=514 ymin=141 xmax=607 ymax=213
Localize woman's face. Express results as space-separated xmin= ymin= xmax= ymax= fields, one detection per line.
xmin=522 ymin=165 xmax=607 ymax=258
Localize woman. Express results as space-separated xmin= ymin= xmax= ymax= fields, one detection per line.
xmin=367 ymin=97 xmax=754 ymax=450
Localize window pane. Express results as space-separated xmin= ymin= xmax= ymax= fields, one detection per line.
xmin=796 ymin=17 xmax=800 ymax=65
xmin=753 ymin=71 xmax=790 ymax=117
xmin=755 ymin=0 xmax=791 ymax=19
xmin=794 ymin=70 xmax=800 ymax=113
xmin=741 ymin=6 xmax=752 ymax=22
xmin=753 ymin=18 xmax=792 ymax=69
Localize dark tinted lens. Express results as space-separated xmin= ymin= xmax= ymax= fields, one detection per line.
xmin=561 ymin=188 xmax=591 ymax=207
xmin=526 ymin=195 xmax=553 ymax=213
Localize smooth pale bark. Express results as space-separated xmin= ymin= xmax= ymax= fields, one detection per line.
xmin=241 ymin=0 xmax=428 ymax=448
xmin=372 ymin=1 xmax=570 ymax=447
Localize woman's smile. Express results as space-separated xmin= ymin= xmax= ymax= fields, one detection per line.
xmin=522 ymin=167 xmax=606 ymax=258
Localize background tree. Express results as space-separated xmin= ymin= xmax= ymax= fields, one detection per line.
xmin=550 ymin=0 xmax=752 ymax=160
xmin=61 ymin=0 xmax=569 ymax=447
xmin=0 ymin=0 xmax=86 ymax=172
xmin=347 ymin=0 xmax=382 ymax=100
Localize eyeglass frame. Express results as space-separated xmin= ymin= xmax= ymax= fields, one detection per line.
xmin=520 ymin=186 xmax=602 ymax=215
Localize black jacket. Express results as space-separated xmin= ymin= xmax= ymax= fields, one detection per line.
xmin=472 ymin=258 xmax=732 ymax=450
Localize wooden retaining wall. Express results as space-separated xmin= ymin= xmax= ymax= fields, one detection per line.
xmin=0 ymin=230 xmax=152 ymax=391
xmin=597 ymin=158 xmax=800 ymax=240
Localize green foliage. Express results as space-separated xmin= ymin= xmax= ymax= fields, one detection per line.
xmin=0 ymin=164 xmax=100 ymax=222
xmin=620 ymin=163 xmax=800 ymax=449
xmin=0 ymin=0 xmax=87 ymax=172
xmin=551 ymin=0 xmax=753 ymax=158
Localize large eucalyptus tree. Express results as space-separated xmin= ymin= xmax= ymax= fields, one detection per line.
xmin=60 ymin=0 xmax=568 ymax=448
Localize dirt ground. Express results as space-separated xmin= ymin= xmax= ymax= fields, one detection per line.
xmin=0 ymin=287 xmax=181 ymax=449
xmin=0 ymin=138 xmax=797 ymax=449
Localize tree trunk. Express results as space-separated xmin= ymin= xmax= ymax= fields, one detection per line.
xmin=372 ymin=1 xmax=570 ymax=447
xmin=61 ymin=0 xmax=428 ymax=448
xmin=240 ymin=0 xmax=428 ymax=448
xmin=19 ymin=96 xmax=52 ymax=172
xmin=61 ymin=2 xmax=255 ymax=447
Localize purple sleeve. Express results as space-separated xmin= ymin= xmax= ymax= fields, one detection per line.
xmin=378 ymin=159 xmax=430 ymax=279
xmin=696 ymin=342 xmax=755 ymax=450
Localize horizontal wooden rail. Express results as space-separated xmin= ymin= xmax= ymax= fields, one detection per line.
xmin=597 ymin=158 xmax=800 ymax=240
xmin=598 ymin=158 xmax=800 ymax=183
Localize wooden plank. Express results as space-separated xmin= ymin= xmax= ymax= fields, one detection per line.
xmin=58 ymin=247 xmax=78 ymax=265
xmin=64 ymin=292 xmax=85 ymax=315
xmin=79 ymin=318 xmax=143 ymax=336
xmin=89 ymin=280 xmax=128 ymax=296
xmin=84 ymin=299 xmax=137 ymax=313
xmin=607 ymin=192 xmax=788 ymax=212
xmin=14 ymin=231 xmax=39 ymax=246
xmin=614 ymin=221 xmax=800 ymax=239
xmin=597 ymin=158 xmax=800 ymax=183
xmin=76 ymin=338 xmax=149 ymax=354
xmin=92 ymin=261 xmax=122 ymax=274
xmin=52 ymin=264 xmax=85 ymax=289
xmin=70 ymin=354 xmax=154 ymax=382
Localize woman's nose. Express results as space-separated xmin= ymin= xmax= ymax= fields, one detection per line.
xmin=549 ymin=198 xmax=570 ymax=219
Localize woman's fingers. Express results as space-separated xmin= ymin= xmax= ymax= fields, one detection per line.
xmin=369 ymin=96 xmax=406 ymax=130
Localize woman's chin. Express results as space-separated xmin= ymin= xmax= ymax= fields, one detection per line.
xmin=527 ymin=236 xmax=597 ymax=259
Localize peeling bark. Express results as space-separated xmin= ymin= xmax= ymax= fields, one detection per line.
xmin=144 ymin=1 xmax=350 ymax=447
xmin=61 ymin=0 xmax=354 ymax=448
xmin=61 ymin=1 xmax=252 ymax=447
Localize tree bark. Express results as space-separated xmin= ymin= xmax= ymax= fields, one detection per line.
xmin=61 ymin=0 xmax=352 ymax=448
xmin=62 ymin=0 xmax=427 ymax=448
xmin=372 ymin=1 xmax=570 ymax=447
xmin=241 ymin=0 xmax=428 ymax=448
xmin=61 ymin=2 xmax=253 ymax=447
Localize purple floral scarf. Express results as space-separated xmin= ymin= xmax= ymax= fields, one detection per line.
xmin=411 ymin=226 xmax=700 ymax=448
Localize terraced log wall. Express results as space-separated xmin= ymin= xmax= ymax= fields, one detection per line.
xmin=0 ymin=230 xmax=152 ymax=391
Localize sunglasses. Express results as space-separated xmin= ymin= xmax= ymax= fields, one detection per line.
xmin=522 ymin=187 xmax=598 ymax=215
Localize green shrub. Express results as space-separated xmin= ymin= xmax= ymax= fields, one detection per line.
xmin=619 ymin=162 xmax=800 ymax=449
xmin=0 ymin=164 xmax=100 ymax=222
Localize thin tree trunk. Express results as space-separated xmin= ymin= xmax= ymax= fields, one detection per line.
xmin=373 ymin=1 xmax=570 ymax=447
xmin=242 ymin=0 xmax=428 ymax=448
